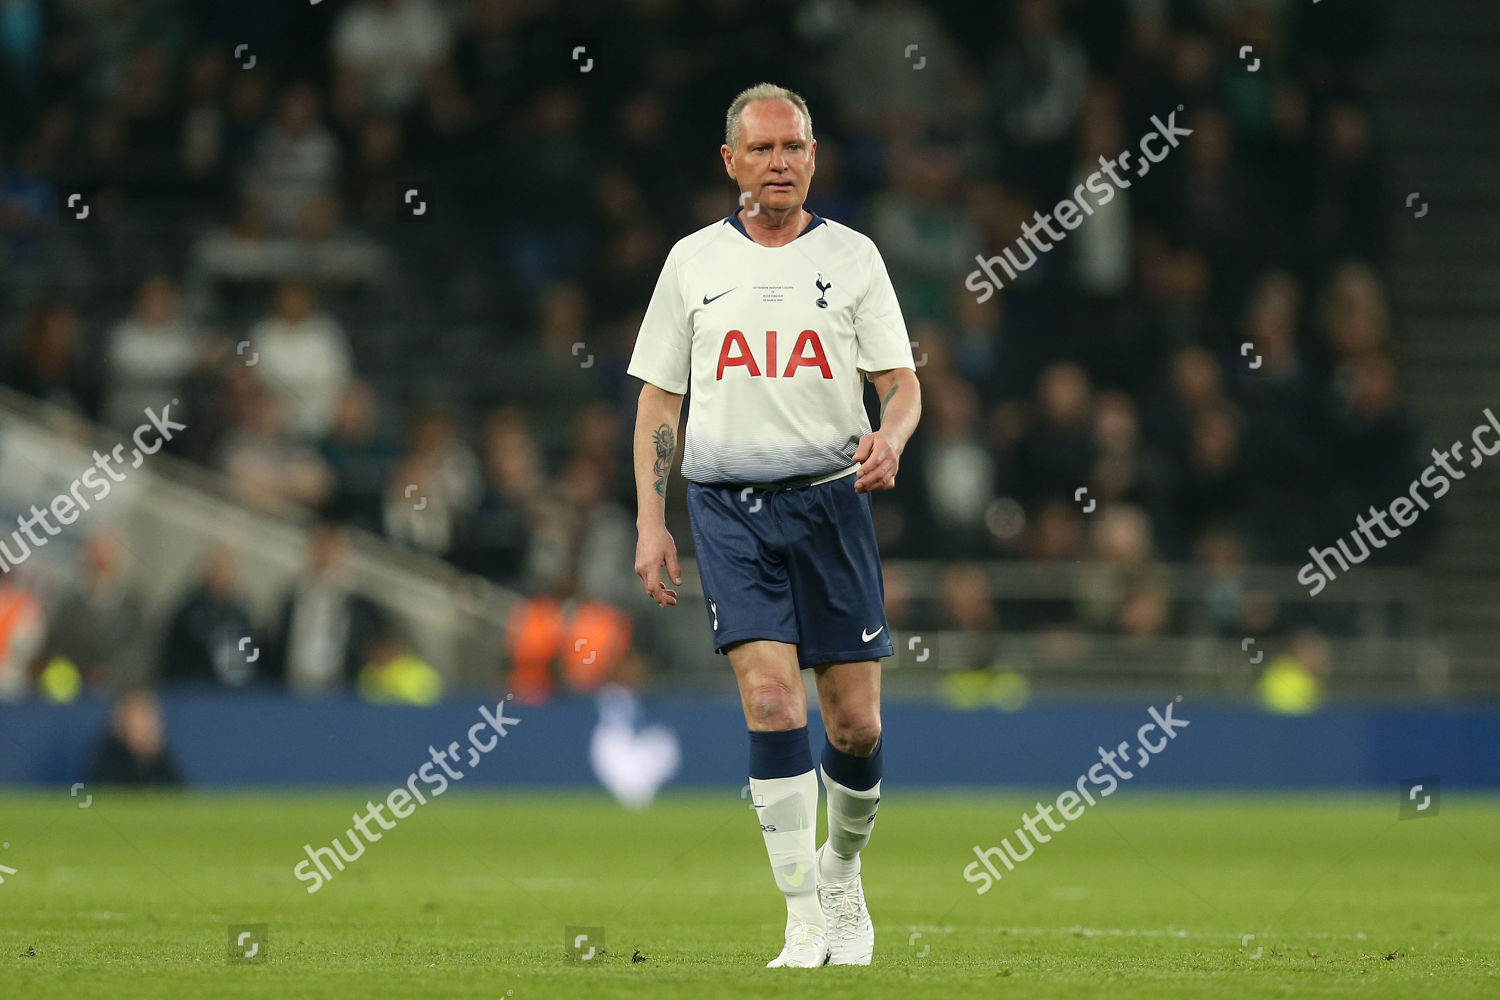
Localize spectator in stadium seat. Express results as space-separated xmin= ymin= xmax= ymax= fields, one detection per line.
xmin=320 ymin=381 xmax=399 ymax=532
xmin=1014 ymin=361 xmax=1097 ymax=508
xmin=950 ymin=281 xmax=1029 ymax=405
xmin=568 ymin=402 xmax=630 ymax=505
xmin=534 ymin=280 xmax=591 ymax=367
xmin=1237 ymin=270 xmax=1312 ymax=390
xmin=990 ymin=0 xmax=1089 ymax=189
xmin=174 ymin=357 xmax=261 ymax=469
xmin=104 ymin=275 xmax=217 ymax=431
xmin=381 ymin=405 xmax=482 ymax=558
xmin=89 ymin=688 xmax=183 ymax=787
xmin=291 ymin=195 xmax=394 ymax=290
xmin=1091 ymin=391 xmax=1174 ymax=537
xmin=917 ymin=374 xmax=997 ymax=558
xmin=1146 ymin=345 xmax=1226 ymax=464
xmin=527 ymin=454 xmax=636 ymax=609
xmin=1179 ymin=108 xmax=1252 ymax=273
xmin=1320 ymin=261 xmax=1391 ymax=364
xmin=160 ymin=550 xmax=264 ymax=688
xmin=1173 ymin=405 xmax=1248 ymax=558
xmin=823 ymin=0 xmax=976 ymax=137
xmin=881 ymin=564 xmax=913 ymax=633
xmin=2 ymin=302 xmax=99 ymax=420
xmin=246 ymin=83 xmax=341 ymax=233
xmin=0 ymin=138 xmax=54 ymax=265
xmin=867 ymin=144 xmax=980 ymax=321
xmin=1308 ymin=104 xmax=1383 ymax=262
xmin=458 ymin=407 xmax=546 ymax=585
xmin=1021 ymin=499 xmax=1086 ymax=568
xmin=0 ymin=0 xmax=46 ymax=119
xmin=270 ymin=521 xmax=386 ymax=697
xmin=1192 ymin=528 xmax=1256 ymax=638
xmin=113 ymin=44 xmax=182 ymax=191
xmin=1076 ymin=505 xmax=1172 ymax=638
xmin=1068 ymin=83 xmax=1133 ymax=300
xmin=1326 ymin=354 xmax=1429 ymax=562
xmin=221 ymin=67 xmax=274 ymax=179
xmin=187 ymin=197 xmax=299 ymax=314
xmin=332 ymin=0 xmax=454 ymax=120
xmin=178 ymin=45 xmax=232 ymax=193
xmin=935 ymin=563 xmax=1001 ymax=671
xmin=345 ymin=115 xmax=409 ymax=226
xmin=245 ymin=278 xmax=354 ymax=440
xmin=45 ymin=530 xmax=148 ymax=692
xmin=501 ymin=89 xmax=597 ymax=290
xmin=217 ymin=389 xmax=335 ymax=510
xmin=1134 ymin=237 xmax=1214 ymax=372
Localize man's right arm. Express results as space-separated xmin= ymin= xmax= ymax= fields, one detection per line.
xmin=633 ymin=382 xmax=685 ymax=607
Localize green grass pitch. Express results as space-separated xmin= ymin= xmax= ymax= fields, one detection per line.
xmin=2 ymin=790 xmax=1497 ymax=998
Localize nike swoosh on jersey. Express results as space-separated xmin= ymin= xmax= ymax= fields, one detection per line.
xmin=702 ymin=288 xmax=734 ymax=305
xmin=861 ymin=626 xmax=885 ymax=642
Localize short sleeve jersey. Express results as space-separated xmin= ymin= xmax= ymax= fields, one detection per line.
xmin=627 ymin=212 xmax=915 ymax=484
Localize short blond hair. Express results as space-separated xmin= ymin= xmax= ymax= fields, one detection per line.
xmin=724 ymin=83 xmax=814 ymax=150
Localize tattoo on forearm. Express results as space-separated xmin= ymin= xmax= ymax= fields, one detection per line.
xmin=652 ymin=424 xmax=675 ymax=498
xmin=879 ymin=383 xmax=898 ymax=420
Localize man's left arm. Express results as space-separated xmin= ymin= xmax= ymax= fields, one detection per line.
xmin=854 ymin=368 xmax=921 ymax=492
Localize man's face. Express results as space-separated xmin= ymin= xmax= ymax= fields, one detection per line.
xmin=721 ymin=100 xmax=816 ymax=214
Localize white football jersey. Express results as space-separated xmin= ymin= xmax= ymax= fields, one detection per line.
xmin=628 ymin=212 xmax=915 ymax=484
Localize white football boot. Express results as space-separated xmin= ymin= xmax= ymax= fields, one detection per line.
xmin=765 ymin=914 xmax=830 ymax=968
xmin=817 ymin=844 xmax=874 ymax=965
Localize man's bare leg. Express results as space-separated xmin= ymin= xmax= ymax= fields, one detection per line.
xmin=728 ymin=639 xmax=827 ymax=967
xmin=812 ymin=659 xmax=882 ymax=965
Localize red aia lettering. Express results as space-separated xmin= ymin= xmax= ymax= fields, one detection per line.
xmin=716 ymin=330 xmax=831 ymax=380
xmin=716 ymin=329 xmax=760 ymax=379
xmin=784 ymin=329 xmax=832 ymax=379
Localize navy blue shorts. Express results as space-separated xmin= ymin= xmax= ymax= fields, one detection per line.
xmin=685 ymin=470 xmax=894 ymax=669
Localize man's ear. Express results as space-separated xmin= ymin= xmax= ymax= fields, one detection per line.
xmin=720 ymin=144 xmax=736 ymax=179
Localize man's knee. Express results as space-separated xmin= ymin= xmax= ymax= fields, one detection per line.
xmin=743 ymin=674 xmax=803 ymax=730
xmin=827 ymin=715 xmax=881 ymax=756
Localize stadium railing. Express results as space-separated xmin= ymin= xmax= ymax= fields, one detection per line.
xmin=0 ymin=385 xmax=518 ymax=689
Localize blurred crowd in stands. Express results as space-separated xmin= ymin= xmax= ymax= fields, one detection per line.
xmin=0 ymin=0 xmax=1414 ymax=697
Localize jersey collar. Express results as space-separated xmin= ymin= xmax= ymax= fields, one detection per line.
xmin=725 ymin=209 xmax=825 ymax=242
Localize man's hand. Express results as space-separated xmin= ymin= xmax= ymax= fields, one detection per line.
xmin=635 ymin=523 xmax=683 ymax=607
xmin=853 ymin=430 xmax=900 ymax=492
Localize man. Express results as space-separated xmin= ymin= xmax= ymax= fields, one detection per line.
xmin=89 ymin=688 xmax=184 ymax=787
xmin=629 ymin=83 xmax=921 ymax=968
xmin=46 ymin=530 xmax=148 ymax=691
xmin=271 ymin=521 xmax=385 ymax=696
xmin=160 ymin=550 xmax=262 ymax=688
